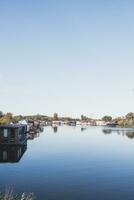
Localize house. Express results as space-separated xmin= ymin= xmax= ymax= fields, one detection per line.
xmin=95 ymin=120 xmax=106 ymax=126
xmin=52 ymin=121 xmax=64 ymax=125
xmin=0 ymin=124 xmax=27 ymax=144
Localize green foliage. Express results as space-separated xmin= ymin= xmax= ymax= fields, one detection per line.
xmin=126 ymin=112 xmax=134 ymax=120
xmin=1 ymin=110 xmax=134 ymax=128
xmin=0 ymin=113 xmax=13 ymax=125
xmin=114 ymin=117 xmax=125 ymax=127
xmin=13 ymin=115 xmax=24 ymax=122
xmin=115 ymin=113 xmax=134 ymax=128
xmin=81 ymin=115 xmax=88 ymax=121
xmin=125 ymin=112 xmax=134 ymax=127
xmin=102 ymin=116 xmax=112 ymax=122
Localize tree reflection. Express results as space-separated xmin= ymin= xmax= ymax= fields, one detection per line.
xmin=52 ymin=126 xmax=58 ymax=133
xmin=102 ymin=128 xmax=134 ymax=139
xmin=126 ymin=132 xmax=134 ymax=139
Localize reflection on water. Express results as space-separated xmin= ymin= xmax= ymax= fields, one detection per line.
xmin=126 ymin=132 xmax=134 ymax=139
xmin=1 ymin=125 xmax=134 ymax=164
xmin=1 ymin=126 xmax=134 ymax=200
xmin=0 ymin=143 xmax=27 ymax=163
xmin=52 ymin=126 xmax=58 ymax=133
xmin=27 ymin=132 xmax=40 ymax=140
xmin=81 ymin=127 xmax=87 ymax=132
xmin=102 ymin=128 xmax=134 ymax=139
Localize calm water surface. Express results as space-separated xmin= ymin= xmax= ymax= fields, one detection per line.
xmin=0 ymin=126 xmax=134 ymax=200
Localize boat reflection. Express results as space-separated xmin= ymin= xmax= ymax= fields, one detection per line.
xmin=0 ymin=143 xmax=27 ymax=163
xmin=27 ymin=132 xmax=40 ymax=140
xmin=81 ymin=127 xmax=87 ymax=132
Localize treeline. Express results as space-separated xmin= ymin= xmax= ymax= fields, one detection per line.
xmin=0 ymin=112 xmax=77 ymax=125
xmin=115 ymin=112 xmax=134 ymax=128
xmin=0 ymin=111 xmax=134 ymax=128
xmin=81 ymin=113 xmax=134 ymax=128
xmin=0 ymin=111 xmax=13 ymax=125
xmin=100 ymin=113 xmax=134 ymax=127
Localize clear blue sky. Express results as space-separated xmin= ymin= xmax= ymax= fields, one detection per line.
xmin=0 ymin=0 xmax=134 ymax=118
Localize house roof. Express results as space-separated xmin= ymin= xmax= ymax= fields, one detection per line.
xmin=0 ymin=124 xmax=27 ymax=129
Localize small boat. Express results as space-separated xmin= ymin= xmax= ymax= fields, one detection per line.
xmin=68 ymin=121 xmax=76 ymax=126
xmin=106 ymin=122 xmax=119 ymax=127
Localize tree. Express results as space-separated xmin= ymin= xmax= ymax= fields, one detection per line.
xmin=13 ymin=115 xmax=23 ymax=122
xmin=81 ymin=115 xmax=88 ymax=121
xmin=115 ymin=117 xmax=125 ymax=127
xmin=0 ymin=112 xmax=13 ymax=125
xmin=126 ymin=112 xmax=134 ymax=120
xmin=0 ymin=111 xmax=4 ymax=118
xmin=53 ymin=113 xmax=58 ymax=120
xmin=5 ymin=112 xmax=13 ymax=120
xmin=102 ymin=116 xmax=112 ymax=122
xmin=125 ymin=112 xmax=134 ymax=127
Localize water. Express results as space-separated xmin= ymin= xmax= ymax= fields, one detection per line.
xmin=0 ymin=126 xmax=134 ymax=200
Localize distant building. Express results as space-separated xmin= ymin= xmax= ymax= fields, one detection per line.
xmin=52 ymin=121 xmax=64 ymax=125
xmin=95 ymin=120 xmax=106 ymax=126
xmin=18 ymin=120 xmax=29 ymax=132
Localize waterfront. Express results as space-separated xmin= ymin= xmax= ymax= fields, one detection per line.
xmin=0 ymin=126 xmax=134 ymax=200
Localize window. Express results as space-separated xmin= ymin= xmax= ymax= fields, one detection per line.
xmin=3 ymin=151 xmax=7 ymax=161
xmin=4 ymin=129 xmax=8 ymax=137
xmin=10 ymin=129 xmax=15 ymax=138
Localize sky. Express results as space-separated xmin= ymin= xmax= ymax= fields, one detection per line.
xmin=0 ymin=0 xmax=134 ymax=118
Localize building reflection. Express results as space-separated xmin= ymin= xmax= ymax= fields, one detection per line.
xmin=126 ymin=132 xmax=134 ymax=139
xmin=27 ymin=131 xmax=40 ymax=140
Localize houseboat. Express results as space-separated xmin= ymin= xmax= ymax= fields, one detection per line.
xmin=0 ymin=124 xmax=27 ymax=145
xmin=106 ymin=122 xmax=119 ymax=127
xmin=68 ymin=121 xmax=76 ymax=126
